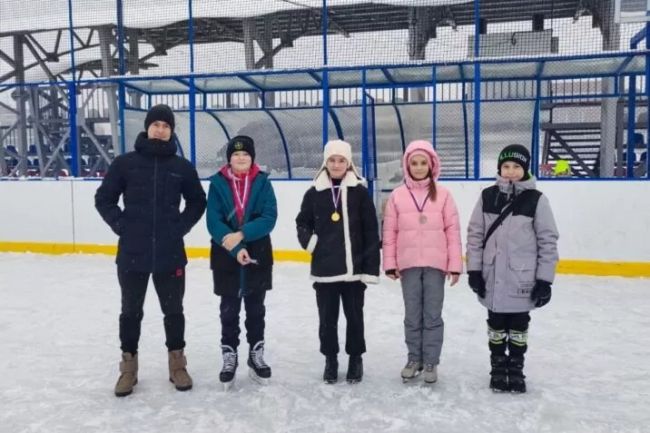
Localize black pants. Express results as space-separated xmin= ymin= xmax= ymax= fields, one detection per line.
xmin=118 ymin=267 xmax=186 ymax=354
xmin=220 ymin=291 xmax=266 ymax=349
xmin=487 ymin=310 xmax=530 ymax=358
xmin=314 ymin=281 xmax=366 ymax=357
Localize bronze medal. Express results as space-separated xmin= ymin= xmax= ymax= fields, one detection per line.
xmin=331 ymin=212 xmax=341 ymax=222
xmin=407 ymin=186 xmax=430 ymax=225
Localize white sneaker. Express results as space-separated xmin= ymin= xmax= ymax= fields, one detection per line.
xmin=401 ymin=360 xmax=423 ymax=381
xmin=423 ymin=364 xmax=437 ymax=384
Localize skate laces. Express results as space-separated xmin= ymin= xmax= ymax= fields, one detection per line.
xmin=222 ymin=346 xmax=237 ymax=371
xmin=405 ymin=360 xmax=419 ymax=369
xmin=425 ymin=364 xmax=435 ymax=372
xmin=250 ymin=341 xmax=268 ymax=368
xmin=402 ymin=360 xmax=422 ymax=379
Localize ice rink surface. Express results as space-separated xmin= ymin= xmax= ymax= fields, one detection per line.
xmin=1 ymin=253 xmax=649 ymax=433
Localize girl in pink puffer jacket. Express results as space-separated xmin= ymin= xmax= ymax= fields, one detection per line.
xmin=382 ymin=140 xmax=462 ymax=384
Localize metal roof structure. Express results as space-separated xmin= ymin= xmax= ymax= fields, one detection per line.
xmin=2 ymin=0 xmax=647 ymax=182
xmin=119 ymin=52 xmax=646 ymax=95
xmin=0 ymin=0 xmax=608 ymax=83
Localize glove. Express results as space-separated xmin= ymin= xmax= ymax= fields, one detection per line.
xmin=468 ymin=271 xmax=486 ymax=298
xmin=385 ymin=269 xmax=401 ymax=280
xmin=531 ymin=280 xmax=552 ymax=307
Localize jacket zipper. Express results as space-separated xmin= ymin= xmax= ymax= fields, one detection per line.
xmin=152 ymin=157 xmax=158 ymax=272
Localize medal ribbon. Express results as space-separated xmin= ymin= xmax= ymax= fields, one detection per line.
xmin=232 ymin=171 xmax=249 ymax=211
xmin=331 ymin=184 xmax=342 ymax=212
xmin=407 ymin=187 xmax=428 ymax=214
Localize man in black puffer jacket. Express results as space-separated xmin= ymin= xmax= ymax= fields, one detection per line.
xmin=95 ymin=104 xmax=206 ymax=397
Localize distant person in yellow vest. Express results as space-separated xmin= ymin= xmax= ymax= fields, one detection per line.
xmin=553 ymin=159 xmax=571 ymax=177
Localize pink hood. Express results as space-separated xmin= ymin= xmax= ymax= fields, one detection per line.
xmin=402 ymin=140 xmax=441 ymax=187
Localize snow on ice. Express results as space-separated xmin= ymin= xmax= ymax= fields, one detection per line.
xmin=1 ymin=253 xmax=649 ymax=433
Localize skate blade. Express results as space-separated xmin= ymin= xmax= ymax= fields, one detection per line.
xmin=422 ymin=374 xmax=437 ymax=385
xmin=346 ymin=378 xmax=362 ymax=384
xmin=323 ymin=379 xmax=337 ymax=385
xmin=222 ymin=378 xmax=235 ymax=391
xmin=401 ymin=371 xmax=422 ymax=383
xmin=248 ymin=368 xmax=270 ymax=385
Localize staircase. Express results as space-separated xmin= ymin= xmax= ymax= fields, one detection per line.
xmin=541 ymin=121 xmax=601 ymax=178
xmin=436 ymin=132 xmax=473 ymax=178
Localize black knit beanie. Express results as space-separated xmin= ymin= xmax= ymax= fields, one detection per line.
xmin=498 ymin=144 xmax=530 ymax=176
xmin=226 ymin=135 xmax=256 ymax=162
xmin=144 ymin=104 xmax=175 ymax=132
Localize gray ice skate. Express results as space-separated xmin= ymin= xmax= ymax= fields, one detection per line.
xmin=401 ymin=360 xmax=423 ymax=383
xmin=422 ymin=364 xmax=437 ymax=384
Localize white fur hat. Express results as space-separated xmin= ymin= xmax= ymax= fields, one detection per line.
xmin=323 ymin=140 xmax=352 ymax=165
xmin=318 ymin=139 xmax=362 ymax=178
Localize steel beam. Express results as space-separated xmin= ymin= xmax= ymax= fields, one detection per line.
xmin=99 ymin=26 xmax=121 ymax=157
xmin=408 ymin=7 xmax=432 ymax=102
xmin=13 ymin=35 xmax=28 ymax=176
xmin=598 ymin=0 xmax=621 ymax=177
xmin=243 ymin=18 xmax=259 ymax=108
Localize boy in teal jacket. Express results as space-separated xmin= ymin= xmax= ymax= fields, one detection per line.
xmin=206 ymin=135 xmax=277 ymax=389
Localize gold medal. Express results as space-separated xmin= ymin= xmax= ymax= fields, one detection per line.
xmin=330 ymin=185 xmax=342 ymax=223
xmin=419 ymin=214 xmax=427 ymax=224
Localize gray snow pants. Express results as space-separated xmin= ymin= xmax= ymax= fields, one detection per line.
xmin=400 ymin=267 xmax=445 ymax=365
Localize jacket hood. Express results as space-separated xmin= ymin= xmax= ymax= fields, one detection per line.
xmin=402 ymin=140 xmax=441 ymax=188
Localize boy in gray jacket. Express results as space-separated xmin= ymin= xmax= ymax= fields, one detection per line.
xmin=466 ymin=144 xmax=559 ymax=393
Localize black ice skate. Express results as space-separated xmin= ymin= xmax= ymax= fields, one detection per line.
xmin=247 ymin=341 xmax=271 ymax=385
xmin=220 ymin=345 xmax=238 ymax=390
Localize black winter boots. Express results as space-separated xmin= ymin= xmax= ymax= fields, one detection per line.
xmin=507 ymin=356 xmax=526 ymax=393
xmin=323 ymin=355 xmax=338 ymax=384
xmin=489 ymin=355 xmax=527 ymax=393
xmin=489 ymin=355 xmax=509 ymax=392
xmin=346 ymin=355 xmax=363 ymax=384
xmin=322 ymin=355 xmax=363 ymax=384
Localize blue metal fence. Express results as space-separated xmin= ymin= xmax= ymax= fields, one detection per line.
xmin=1 ymin=1 xmax=649 ymax=181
